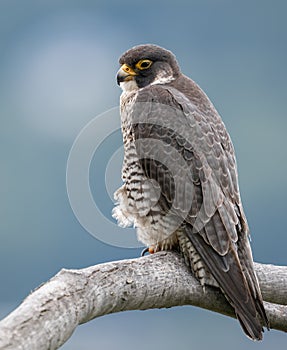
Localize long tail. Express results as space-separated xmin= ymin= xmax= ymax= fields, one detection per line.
xmin=184 ymin=224 xmax=269 ymax=340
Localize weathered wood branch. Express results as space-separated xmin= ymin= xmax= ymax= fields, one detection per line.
xmin=0 ymin=252 xmax=286 ymax=350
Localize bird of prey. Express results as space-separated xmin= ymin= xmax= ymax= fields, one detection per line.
xmin=113 ymin=44 xmax=269 ymax=340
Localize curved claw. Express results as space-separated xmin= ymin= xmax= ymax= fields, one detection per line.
xmin=141 ymin=247 xmax=150 ymax=257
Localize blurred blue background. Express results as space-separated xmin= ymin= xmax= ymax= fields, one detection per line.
xmin=1 ymin=0 xmax=286 ymax=349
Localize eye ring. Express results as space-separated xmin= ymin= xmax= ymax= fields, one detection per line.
xmin=136 ymin=59 xmax=153 ymax=70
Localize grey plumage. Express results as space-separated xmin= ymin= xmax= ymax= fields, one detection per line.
xmin=113 ymin=44 xmax=269 ymax=340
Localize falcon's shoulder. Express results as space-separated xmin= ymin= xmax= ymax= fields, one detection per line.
xmin=131 ymin=83 xmax=240 ymax=197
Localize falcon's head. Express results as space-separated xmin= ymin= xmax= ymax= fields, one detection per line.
xmin=117 ymin=44 xmax=181 ymax=91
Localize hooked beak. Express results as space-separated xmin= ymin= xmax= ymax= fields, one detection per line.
xmin=116 ymin=64 xmax=137 ymax=85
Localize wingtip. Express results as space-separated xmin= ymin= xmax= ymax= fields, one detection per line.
xmin=237 ymin=312 xmax=266 ymax=341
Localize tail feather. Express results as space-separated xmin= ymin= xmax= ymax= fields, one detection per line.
xmin=184 ymin=224 xmax=268 ymax=340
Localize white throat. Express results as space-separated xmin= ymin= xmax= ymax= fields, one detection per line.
xmin=119 ymin=80 xmax=139 ymax=92
xmin=119 ymin=71 xmax=175 ymax=93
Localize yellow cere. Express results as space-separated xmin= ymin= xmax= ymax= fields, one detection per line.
xmin=121 ymin=64 xmax=137 ymax=76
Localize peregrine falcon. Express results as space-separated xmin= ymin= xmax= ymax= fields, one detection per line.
xmin=113 ymin=44 xmax=269 ymax=339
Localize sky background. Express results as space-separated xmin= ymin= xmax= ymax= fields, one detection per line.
xmin=1 ymin=0 xmax=287 ymax=349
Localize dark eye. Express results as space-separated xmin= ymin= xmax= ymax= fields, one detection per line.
xmin=136 ymin=59 xmax=153 ymax=70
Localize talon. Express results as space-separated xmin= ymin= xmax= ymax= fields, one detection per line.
xmin=141 ymin=247 xmax=149 ymax=256
xmin=141 ymin=246 xmax=155 ymax=256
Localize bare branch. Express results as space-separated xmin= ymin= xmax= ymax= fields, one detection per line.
xmin=0 ymin=252 xmax=286 ymax=350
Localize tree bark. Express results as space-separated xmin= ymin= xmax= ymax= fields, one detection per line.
xmin=0 ymin=252 xmax=286 ymax=350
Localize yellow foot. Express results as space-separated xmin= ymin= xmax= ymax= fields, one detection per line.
xmin=141 ymin=246 xmax=156 ymax=256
